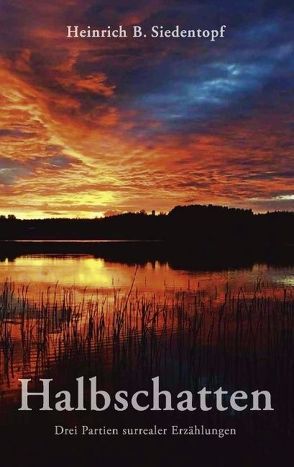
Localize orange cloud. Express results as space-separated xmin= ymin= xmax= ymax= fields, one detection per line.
xmin=0 ymin=0 xmax=292 ymax=217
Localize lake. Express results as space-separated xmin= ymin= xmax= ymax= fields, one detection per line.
xmin=0 ymin=245 xmax=293 ymax=460
xmin=0 ymin=253 xmax=293 ymax=295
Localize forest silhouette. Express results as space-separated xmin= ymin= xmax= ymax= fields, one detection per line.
xmin=0 ymin=204 xmax=293 ymax=244
xmin=1 ymin=204 xmax=293 ymax=269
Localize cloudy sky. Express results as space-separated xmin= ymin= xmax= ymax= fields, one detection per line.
xmin=0 ymin=0 xmax=293 ymax=218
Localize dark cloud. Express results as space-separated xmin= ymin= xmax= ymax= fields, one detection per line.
xmin=0 ymin=129 xmax=36 ymax=139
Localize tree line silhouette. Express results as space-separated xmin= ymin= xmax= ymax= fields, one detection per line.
xmin=0 ymin=204 xmax=293 ymax=245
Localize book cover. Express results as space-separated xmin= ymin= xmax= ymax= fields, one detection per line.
xmin=0 ymin=1 xmax=293 ymax=466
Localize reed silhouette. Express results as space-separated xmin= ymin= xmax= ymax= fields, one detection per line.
xmin=0 ymin=278 xmax=293 ymax=466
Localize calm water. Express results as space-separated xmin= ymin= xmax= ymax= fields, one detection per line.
xmin=0 ymin=254 xmax=293 ymax=294
xmin=0 ymin=251 xmax=293 ymax=444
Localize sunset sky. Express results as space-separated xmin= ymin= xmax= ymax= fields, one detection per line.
xmin=0 ymin=0 xmax=293 ymax=218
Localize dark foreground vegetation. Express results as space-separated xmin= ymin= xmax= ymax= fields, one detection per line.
xmin=0 ymin=281 xmax=293 ymax=466
xmin=0 ymin=204 xmax=293 ymax=245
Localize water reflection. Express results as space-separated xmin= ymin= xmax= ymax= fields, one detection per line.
xmin=0 ymin=253 xmax=293 ymax=442
xmin=0 ymin=254 xmax=292 ymax=294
